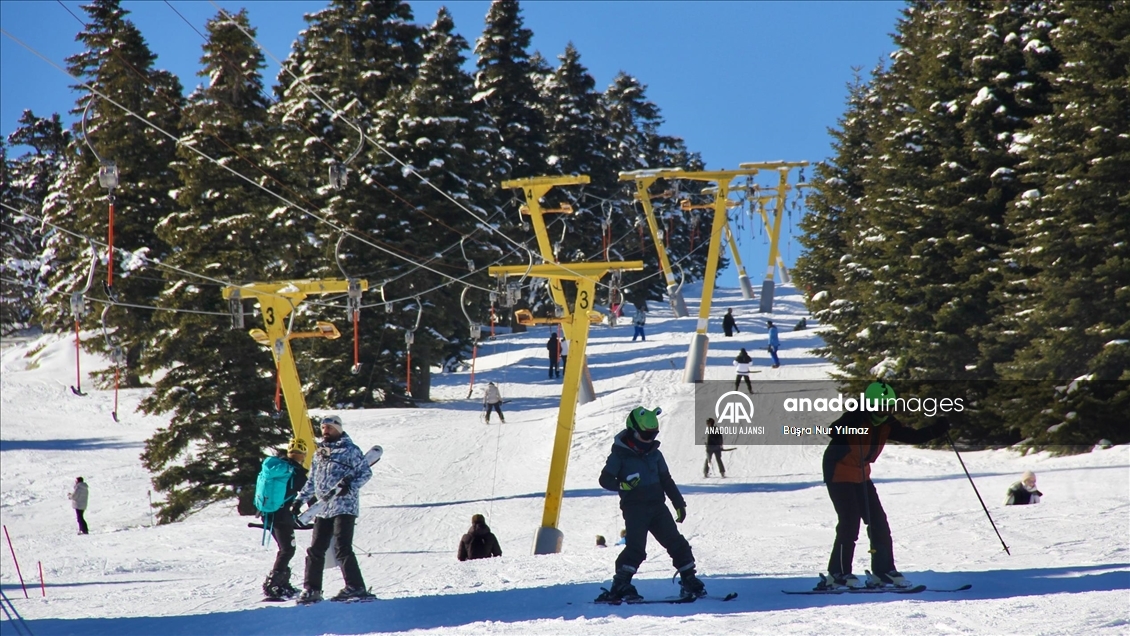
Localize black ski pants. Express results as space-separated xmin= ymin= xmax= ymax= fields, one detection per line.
xmin=704 ymin=448 xmax=725 ymax=477
xmin=548 ymin=356 xmax=559 ymax=378
xmin=304 ymin=514 xmax=365 ymax=592
xmin=735 ymin=374 xmax=752 ymax=392
xmin=484 ymin=402 xmax=504 ymax=422
xmin=826 ymin=481 xmax=894 ymax=576
xmin=270 ymin=510 xmax=297 ymax=573
xmin=616 ymin=503 xmax=694 ymax=572
xmin=75 ymin=509 xmax=89 ymax=534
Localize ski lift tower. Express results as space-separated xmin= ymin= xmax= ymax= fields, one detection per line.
xmin=489 ymin=260 xmax=643 ymax=555
xmin=702 ymin=185 xmax=755 ymax=300
xmin=618 ymin=170 xmax=689 ymax=317
xmin=737 ymin=162 xmax=808 ymax=312
xmin=501 ymin=175 xmax=601 ymax=404
xmin=621 ymin=168 xmax=762 ymax=383
xmin=223 ymin=279 xmax=367 ymax=468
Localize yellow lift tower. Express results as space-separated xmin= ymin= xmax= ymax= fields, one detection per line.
xmin=620 ymin=172 xmax=689 ymax=317
xmin=223 ymin=279 xmax=367 ymax=468
xmin=738 ymin=162 xmax=808 ymax=312
xmin=489 ymin=261 xmax=643 ymax=555
xmin=501 ymin=175 xmax=600 ymax=404
xmin=702 ymin=185 xmax=756 ymax=300
xmin=620 ymin=168 xmax=761 ymax=383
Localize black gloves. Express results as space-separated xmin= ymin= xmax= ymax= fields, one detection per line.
xmin=291 ymin=501 xmax=304 ymax=517
xmin=335 ymin=477 xmax=353 ymax=497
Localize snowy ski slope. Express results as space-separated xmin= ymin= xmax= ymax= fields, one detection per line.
xmin=1 ymin=284 xmax=1127 ymax=635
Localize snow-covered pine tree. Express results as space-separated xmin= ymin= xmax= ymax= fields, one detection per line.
xmin=601 ymin=72 xmax=710 ymax=309
xmin=473 ymin=0 xmax=547 ymax=180
xmin=270 ymin=0 xmax=432 ymax=406
xmin=137 ymin=9 xmax=289 ymax=523
xmin=993 ymin=1 xmax=1130 ymax=451
xmin=309 ymin=6 xmax=499 ymax=406
xmin=40 ymin=0 xmax=183 ymax=386
xmin=1 ymin=112 xmax=71 ymax=333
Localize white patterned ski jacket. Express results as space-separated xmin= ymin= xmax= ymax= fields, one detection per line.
xmin=296 ymin=432 xmax=372 ymax=518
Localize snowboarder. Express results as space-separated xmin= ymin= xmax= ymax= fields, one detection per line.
xmin=69 ymin=477 xmax=89 ymax=535
xmin=704 ymin=419 xmax=726 ymax=478
xmin=262 ymin=438 xmax=309 ymax=600
xmin=821 ymin=382 xmax=950 ymax=590
xmin=547 ymin=332 xmax=561 ymax=378
xmin=722 ymin=308 xmax=739 ymax=337
xmin=596 ymin=406 xmax=707 ymax=603
xmin=456 ymin=513 xmax=502 ymax=561
xmin=1005 ymin=471 xmax=1042 ymax=505
xmin=734 ymin=348 xmax=754 ymax=392
xmin=483 ymin=382 xmax=505 ymax=423
xmin=631 ymin=309 xmax=647 ymax=342
xmin=294 ymin=415 xmax=373 ymax=603
xmin=766 ymin=321 xmax=781 ymax=368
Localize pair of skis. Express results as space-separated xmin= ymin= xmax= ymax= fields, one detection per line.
xmin=783 ymin=574 xmax=972 ymax=595
xmin=595 ymin=591 xmax=738 ymax=605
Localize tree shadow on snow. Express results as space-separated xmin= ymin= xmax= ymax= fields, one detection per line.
xmin=13 ymin=564 xmax=1127 ymax=636
xmin=0 ymin=438 xmax=142 ymax=452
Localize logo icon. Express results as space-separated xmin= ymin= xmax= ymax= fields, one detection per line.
xmin=714 ymin=390 xmax=755 ymax=425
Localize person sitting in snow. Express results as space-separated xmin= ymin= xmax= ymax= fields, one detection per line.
xmin=457 ymin=513 xmax=502 ymax=561
xmin=1005 ymin=471 xmax=1042 ymax=505
xmin=595 ymin=406 xmax=707 ymax=603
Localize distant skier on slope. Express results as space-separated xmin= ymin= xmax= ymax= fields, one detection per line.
xmin=69 ymin=477 xmax=89 ymax=535
xmin=595 ymin=406 xmax=707 ymax=603
xmin=704 ymin=419 xmax=726 ymax=478
xmin=483 ymin=382 xmax=505 ymax=423
xmin=734 ymin=348 xmax=754 ymax=393
xmin=547 ymin=332 xmax=561 ymax=378
xmin=820 ymin=382 xmax=950 ymax=590
xmin=722 ymin=308 xmax=739 ymax=337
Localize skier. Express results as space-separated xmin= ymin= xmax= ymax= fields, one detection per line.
xmin=68 ymin=477 xmax=89 ymax=535
xmin=766 ymin=320 xmax=781 ymax=368
xmin=547 ymin=332 xmax=561 ymax=378
xmin=631 ymin=309 xmax=647 ymax=342
xmin=704 ymin=419 xmax=725 ymax=478
xmin=722 ymin=308 xmax=739 ymax=337
xmin=262 ymin=438 xmax=309 ymax=600
xmin=483 ymin=382 xmax=505 ymax=423
xmin=1005 ymin=471 xmax=1042 ymax=505
xmin=295 ymin=415 xmax=373 ymax=603
xmin=456 ymin=513 xmax=502 ymax=561
xmin=821 ymin=382 xmax=950 ymax=590
xmin=734 ymin=348 xmax=754 ymax=392
xmin=596 ymin=406 xmax=707 ymax=603
xmin=559 ymin=337 xmax=570 ymax=375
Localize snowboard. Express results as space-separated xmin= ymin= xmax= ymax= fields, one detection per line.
xmin=297 ymin=445 xmax=383 ymax=525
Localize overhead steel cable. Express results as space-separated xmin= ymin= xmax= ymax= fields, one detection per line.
xmin=0 ymin=27 xmax=501 ymax=297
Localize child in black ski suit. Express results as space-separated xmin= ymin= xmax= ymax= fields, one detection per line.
xmin=596 ymin=406 xmax=706 ymax=602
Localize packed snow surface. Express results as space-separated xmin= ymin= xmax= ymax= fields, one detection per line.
xmin=1 ymin=285 xmax=1127 ymax=635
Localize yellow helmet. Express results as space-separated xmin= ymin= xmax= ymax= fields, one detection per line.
xmin=287 ymin=438 xmax=308 ymax=455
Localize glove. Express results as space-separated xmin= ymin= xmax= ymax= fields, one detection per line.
xmin=619 ymin=474 xmax=641 ymax=491
xmin=335 ymin=477 xmax=353 ymax=497
xmin=291 ymin=501 xmax=304 ymax=517
xmin=675 ymin=507 xmax=687 ymax=524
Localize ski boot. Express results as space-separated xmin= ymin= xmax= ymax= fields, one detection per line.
xmin=595 ymin=566 xmax=643 ymax=604
xmin=331 ymin=585 xmax=375 ymax=602
xmin=296 ymin=589 xmax=323 ymax=605
xmin=677 ymin=565 xmax=707 ymax=600
xmin=262 ymin=569 xmax=298 ymax=600
xmin=866 ymin=570 xmax=912 ymax=589
xmin=818 ymin=572 xmax=864 ymax=590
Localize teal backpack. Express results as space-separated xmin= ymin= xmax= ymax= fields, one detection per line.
xmin=254 ymin=456 xmax=295 ymax=543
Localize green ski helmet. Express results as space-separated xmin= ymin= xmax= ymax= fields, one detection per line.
xmin=626 ymin=406 xmax=663 ymax=441
xmin=864 ymin=382 xmax=897 ymax=422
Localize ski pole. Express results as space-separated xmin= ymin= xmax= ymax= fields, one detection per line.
xmin=947 ymin=431 xmax=1010 ymax=555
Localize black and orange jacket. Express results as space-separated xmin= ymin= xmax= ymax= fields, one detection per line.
xmin=821 ymin=410 xmax=948 ymax=484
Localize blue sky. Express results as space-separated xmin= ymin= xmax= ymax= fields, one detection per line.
xmin=0 ymin=1 xmax=903 ymax=286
